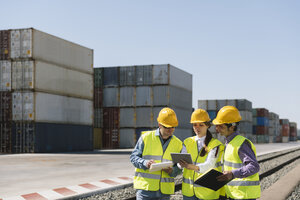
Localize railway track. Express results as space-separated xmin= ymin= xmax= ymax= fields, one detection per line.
xmin=80 ymin=147 xmax=300 ymax=200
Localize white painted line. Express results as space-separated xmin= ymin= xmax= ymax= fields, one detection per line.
xmin=38 ymin=190 xmax=64 ymax=199
xmin=65 ymin=185 xmax=90 ymax=194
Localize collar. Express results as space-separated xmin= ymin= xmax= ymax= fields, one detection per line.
xmin=225 ymin=131 xmax=239 ymax=144
xmin=156 ymin=128 xmax=173 ymax=139
xmin=195 ymin=135 xmax=206 ymax=142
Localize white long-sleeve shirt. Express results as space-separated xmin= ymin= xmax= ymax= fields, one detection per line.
xmin=180 ymin=135 xmax=219 ymax=173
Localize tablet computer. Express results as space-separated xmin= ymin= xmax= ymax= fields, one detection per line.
xmin=170 ymin=153 xmax=193 ymax=164
xmin=194 ymin=169 xmax=230 ymax=191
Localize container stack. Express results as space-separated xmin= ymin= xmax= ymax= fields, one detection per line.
xmin=252 ymin=108 xmax=269 ymax=143
xmin=268 ymin=112 xmax=280 ymax=143
xmin=279 ymin=119 xmax=290 ymax=143
xmin=0 ymin=28 xmax=93 ymax=153
xmin=198 ymin=99 xmax=253 ymax=144
xmin=94 ymin=64 xmax=193 ymax=149
xmin=289 ymin=122 xmax=297 ymax=141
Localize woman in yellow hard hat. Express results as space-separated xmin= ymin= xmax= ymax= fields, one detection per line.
xmin=179 ymin=108 xmax=225 ymax=200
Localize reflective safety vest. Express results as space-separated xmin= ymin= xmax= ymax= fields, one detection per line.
xmin=134 ymin=130 xmax=182 ymax=194
xmin=224 ymin=135 xmax=261 ymax=199
xmin=182 ymin=136 xmax=224 ymax=199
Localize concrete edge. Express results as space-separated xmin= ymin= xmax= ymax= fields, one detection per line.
xmin=259 ymin=163 xmax=300 ymax=200
xmin=58 ymin=182 xmax=133 ymax=200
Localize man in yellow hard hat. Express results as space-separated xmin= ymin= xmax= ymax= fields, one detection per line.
xmin=130 ymin=107 xmax=183 ymax=200
xmin=213 ymin=106 xmax=261 ymax=200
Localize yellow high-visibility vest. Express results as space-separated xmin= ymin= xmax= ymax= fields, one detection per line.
xmin=182 ymin=136 xmax=224 ymax=199
xmin=224 ymin=135 xmax=261 ymax=199
xmin=134 ymin=130 xmax=182 ymax=194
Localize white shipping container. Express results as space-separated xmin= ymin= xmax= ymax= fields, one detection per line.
xmin=12 ymin=60 xmax=93 ymax=99
xmin=120 ymin=108 xmax=136 ymax=128
xmin=10 ymin=28 xmax=93 ymax=74
xmin=0 ymin=60 xmax=11 ymax=91
xmin=198 ymin=100 xmax=208 ymax=110
xmin=207 ymin=100 xmax=217 ymax=110
xmin=152 ymin=64 xmax=192 ymax=91
xmin=240 ymin=111 xmax=253 ymax=122
xmin=120 ymin=87 xmax=135 ymax=107
xmin=136 ymin=107 xmax=153 ymax=127
xmin=12 ymin=91 xmax=93 ymax=125
xmin=136 ymin=86 xmax=153 ymax=106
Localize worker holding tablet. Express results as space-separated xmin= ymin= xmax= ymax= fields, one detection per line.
xmin=179 ymin=108 xmax=225 ymax=200
xmin=130 ymin=107 xmax=183 ymax=200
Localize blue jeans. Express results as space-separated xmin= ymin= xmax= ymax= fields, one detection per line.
xmin=136 ymin=189 xmax=171 ymax=200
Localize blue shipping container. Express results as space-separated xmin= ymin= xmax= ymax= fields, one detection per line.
xmin=257 ymin=117 xmax=269 ymax=126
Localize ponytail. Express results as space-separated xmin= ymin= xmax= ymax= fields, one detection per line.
xmin=199 ymin=130 xmax=213 ymax=157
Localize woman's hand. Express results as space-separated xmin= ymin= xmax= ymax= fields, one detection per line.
xmin=146 ymin=160 xmax=156 ymax=168
xmin=179 ymin=160 xmax=199 ymax=171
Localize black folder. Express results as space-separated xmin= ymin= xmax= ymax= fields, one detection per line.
xmin=194 ymin=169 xmax=230 ymax=191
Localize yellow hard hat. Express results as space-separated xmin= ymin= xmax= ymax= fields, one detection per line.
xmin=190 ymin=109 xmax=210 ymax=123
xmin=157 ymin=107 xmax=178 ymax=127
xmin=212 ymin=106 xmax=242 ymax=125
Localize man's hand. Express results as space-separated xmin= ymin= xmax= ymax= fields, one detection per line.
xmin=146 ymin=160 xmax=156 ymax=168
xmin=216 ymin=171 xmax=233 ymax=181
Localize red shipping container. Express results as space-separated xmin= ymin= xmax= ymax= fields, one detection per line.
xmin=256 ymin=126 xmax=268 ymax=135
xmin=103 ymin=107 xmax=120 ymax=129
xmin=281 ymin=124 xmax=290 ymax=137
xmin=256 ymin=108 xmax=269 ymax=117
xmin=102 ymin=128 xmax=119 ymax=149
xmin=94 ymin=87 xmax=103 ymax=108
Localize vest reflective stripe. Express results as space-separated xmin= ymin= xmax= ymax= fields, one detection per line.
xmin=161 ymin=178 xmax=174 ymax=183
xmin=215 ymin=161 xmax=222 ymax=168
xmin=134 ymin=130 xmax=182 ymax=194
xmin=227 ymin=180 xmax=260 ymax=186
xmin=142 ymin=155 xmax=162 ymax=160
xmin=224 ymin=160 xmax=244 ymax=168
xmin=224 ymin=135 xmax=261 ymax=199
xmin=182 ymin=137 xmax=224 ymax=199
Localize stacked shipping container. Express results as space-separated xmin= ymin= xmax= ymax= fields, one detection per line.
xmin=280 ymin=119 xmax=290 ymax=143
xmin=0 ymin=28 xmax=93 ymax=153
xmin=268 ymin=112 xmax=280 ymax=143
xmin=94 ymin=64 xmax=193 ymax=149
xmin=289 ymin=122 xmax=297 ymax=141
xmin=252 ymin=108 xmax=269 ymax=143
xmin=198 ymin=99 xmax=253 ymax=144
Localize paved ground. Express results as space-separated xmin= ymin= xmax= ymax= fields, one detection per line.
xmin=0 ymin=141 xmax=299 ymax=199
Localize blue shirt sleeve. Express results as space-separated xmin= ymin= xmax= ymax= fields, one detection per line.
xmin=130 ymin=136 xmax=148 ymax=170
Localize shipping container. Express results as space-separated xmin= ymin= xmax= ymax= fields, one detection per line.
xmin=153 ymin=85 xmax=192 ymax=109
xmin=0 ymin=121 xmax=12 ymax=153
xmin=256 ymin=117 xmax=269 ymax=126
xmin=254 ymin=126 xmax=268 ymax=135
xmin=239 ymin=122 xmax=252 ymax=134
xmin=119 ymin=87 xmax=135 ymax=107
xmin=120 ymin=66 xmax=135 ymax=86
xmin=255 ymin=108 xmax=269 ymax=117
xmin=226 ymin=99 xmax=237 ymax=107
xmin=12 ymin=91 xmax=93 ymax=125
xmin=119 ymin=128 xmax=135 ymax=148
xmin=103 ymin=67 xmax=119 ymax=87
xmin=10 ymin=28 xmax=93 ymax=74
xmin=93 ymin=128 xmax=102 ymax=149
xmin=207 ymin=110 xmax=217 ymax=120
xmin=94 ymin=87 xmax=103 ymax=108
xmin=135 ymin=128 xmax=152 ymax=143
xmin=103 ymin=107 xmax=119 ymax=129
xmin=236 ymin=99 xmax=252 ymax=111
xmin=216 ymin=100 xmax=227 ymax=110
xmin=136 ymin=107 xmax=153 ymax=128
xmin=198 ymin=100 xmax=208 ymax=110
xmin=280 ymin=119 xmax=290 ymax=136
xmin=240 ymin=111 xmax=253 ymax=122
xmin=17 ymin=122 xmax=92 ymax=153
xmin=0 ymin=30 xmax=10 ymax=60
xmin=94 ymin=68 xmax=103 ymax=88
xmin=136 ymin=65 xmax=152 ymax=85
xmin=152 ymin=64 xmax=192 ymax=91
xmin=11 ymin=60 xmax=93 ymax=99
xmin=173 ymin=128 xmax=193 ymax=141
xmin=0 ymin=60 xmax=11 ymax=91
xmin=207 ymin=100 xmax=217 ymax=110
xmin=119 ymin=108 xmax=136 ymax=128
xmin=102 ymin=128 xmax=119 ymax=149
xmin=94 ymin=108 xmax=103 ymax=128
xmin=0 ymin=92 xmax=12 ymax=122
xmin=136 ymin=86 xmax=152 ymax=106
xmin=282 ymin=136 xmax=289 ymax=143
xmin=103 ymin=87 xmax=119 ymax=107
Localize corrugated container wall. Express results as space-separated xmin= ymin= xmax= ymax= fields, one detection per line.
xmin=0 ymin=60 xmax=11 ymax=91
xmin=12 ymin=91 xmax=93 ymax=125
xmin=0 ymin=92 xmax=12 ymax=153
xmin=10 ymin=28 xmax=93 ymax=74
xmin=0 ymin=30 xmax=10 ymax=60
xmin=136 ymin=65 xmax=152 ymax=85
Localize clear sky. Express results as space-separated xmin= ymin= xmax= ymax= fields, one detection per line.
xmin=2 ymin=0 xmax=299 ymax=127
